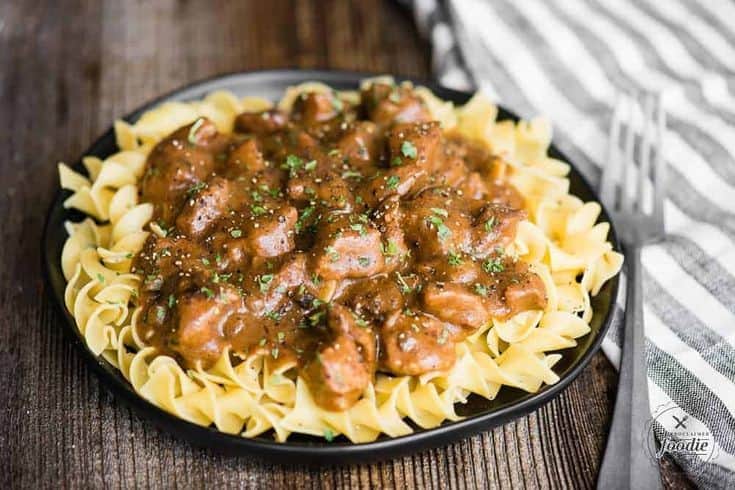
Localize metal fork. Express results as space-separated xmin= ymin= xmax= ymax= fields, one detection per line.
xmin=597 ymin=92 xmax=667 ymax=490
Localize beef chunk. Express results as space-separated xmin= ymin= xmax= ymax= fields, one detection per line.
xmin=361 ymin=83 xmax=431 ymax=126
xmin=370 ymin=196 xmax=409 ymax=271
xmin=310 ymin=214 xmax=386 ymax=280
xmin=245 ymin=205 xmax=298 ymax=257
xmin=470 ymin=204 xmax=526 ymax=257
xmin=401 ymin=188 xmax=473 ymax=260
xmin=386 ymin=121 xmax=442 ymax=170
xmin=287 ymin=171 xmax=353 ymax=211
xmin=302 ymin=305 xmax=376 ymax=411
xmin=336 ymin=121 xmax=380 ymax=167
xmin=235 ymin=109 xmax=288 ymax=134
xmin=291 ymin=92 xmax=340 ymax=125
xmin=175 ymin=177 xmax=232 ymax=237
xmin=141 ymin=118 xmax=224 ymax=222
xmin=246 ymin=254 xmax=308 ymax=315
xmin=504 ymin=270 xmax=547 ymax=313
xmin=342 ymin=276 xmax=405 ymax=323
xmin=226 ymin=138 xmax=267 ymax=172
xmin=421 ymin=282 xmax=490 ymax=332
xmin=171 ymin=285 xmax=241 ymax=368
xmin=379 ymin=311 xmax=456 ymax=375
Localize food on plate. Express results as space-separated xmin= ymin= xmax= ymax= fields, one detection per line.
xmin=58 ymin=77 xmax=622 ymax=442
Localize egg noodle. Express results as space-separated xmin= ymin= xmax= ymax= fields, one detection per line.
xmin=58 ymin=78 xmax=622 ymax=442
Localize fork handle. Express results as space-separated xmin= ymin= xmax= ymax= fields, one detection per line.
xmin=597 ymin=245 xmax=662 ymax=489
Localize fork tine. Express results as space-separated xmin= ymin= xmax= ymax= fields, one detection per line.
xmin=637 ymin=95 xmax=655 ymax=213
xmin=652 ymin=93 xmax=667 ymax=228
xmin=601 ymin=94 xmax=623 ymax=209
xmin=620 ymin=95 xmax=637 ymax=214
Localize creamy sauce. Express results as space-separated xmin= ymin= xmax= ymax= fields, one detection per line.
xmin=132 ymin=84 xmax=547 ymax=411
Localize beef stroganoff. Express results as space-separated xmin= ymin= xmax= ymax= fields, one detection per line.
xmin=59 ymin=78 xmax=622 ymax=442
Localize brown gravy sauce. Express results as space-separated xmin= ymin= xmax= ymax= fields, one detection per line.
xmin=132 ymin=84 xmax=547 ymax=411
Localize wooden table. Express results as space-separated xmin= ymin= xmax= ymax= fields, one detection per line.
xmin=1 ymin=1 xmax=693 ymax=488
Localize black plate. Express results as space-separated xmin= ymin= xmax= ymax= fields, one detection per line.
xmin=42 ymin=69 xmax=620 ymax=464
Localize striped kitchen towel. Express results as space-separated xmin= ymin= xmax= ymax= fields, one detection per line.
xmin=404 ymin=0 xmax=735 ymax=487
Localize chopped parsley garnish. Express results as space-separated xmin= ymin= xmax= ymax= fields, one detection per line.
xmin=156 ymin=220 xmax=169 ymax=237
xmin=437 ymin=327 xmax=450 ymax=345
xmin=155 ymin=306 xmax=167 ymax=322
xmin=381 ymin=240 xmax=400 ymax=257
xmin=427 ymin=215 xmax=452 ymax=241
xmin=484 ymin=216 xmax=497 ymax=232
xmin=259 ymin=337 xmax=267 ymax=346
xmin=483 ymin=257 xmax=505 ymax=273
xmin=358 ymin=256 xmax=371 ymax=267
xmin=401 ymin=140 xmax=417 ymax=159
xmin=277 ymin=331 xmax=286 ymax=343
xmin=271 ymin=347 xmax=280 ymax=359
xmin=350 ymin=223 xmax=366 ymax=236
xmin=391 ymin=156 xmax=402 ymax=167
xmin=260 ymin=183 xmax=280 ymax=198
xmin=281 ymin=154 xmax=303 ymax=176
xmin=258 ymin=274 xmax=274 ymax=293
xmin=168 ymin=294 xmax=176 ymax=308
xmin=341 ymin=170 xmax=362 ymax=180
xmin=187 ymin=118 xmax=205 ymax=145
xmin=386 ymin=175 xmax=400 ymax=190
xmin=312 ymin=274 xmax=321 ymax=285
xmin=215 ymin=253 xmax=223 ymax=265
xmin=186 ymin=181 xmax=206 ymax=197
xmin=309 ymin=310 xmax=325 ymax=326
xmin=200 ymin=286 xmax=215 ymax=299
xmin=473 ymin=283 xmax=488 ymax=297
xmin=96 ymin=273 xmax=105 ymax=283
xmin=323 ymin=428 xmax=335 ymax=442
xmin=295 ymin=205 xmax=316 ymax=234
xmin=251 ymin=204 xmax=267 ymax=216
xmin=265 ymin=310 xmax=282 ymax=321
xmin=331 ymin=95 xmax=343 ymax=112
xmin=325 ymin=246 xmax=340 ymax=262
xmin=395 ymin=272 xmax=412 ymax=294
xmin=201 ymin=257 xmax=210 ymax=266
xmin=328 ymin=148 xmax=340 ymax=156
xmin=230 ymin=229 xmax=243 ymax=238
xmin=431 ymin=207 xmax=448 ymax=217
xmin=448 ymin=250 xmax=463 ymax=266
xmin=353 ymin=312 xmax=369 ymax=327
xmin=304 ymin=160 xmax=317 ymax=171
xmin=251 ymin=190 xmax=263 ymax=202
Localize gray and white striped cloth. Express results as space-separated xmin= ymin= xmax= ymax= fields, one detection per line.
xmin=404 ymin=0 xmax=735 ymax=487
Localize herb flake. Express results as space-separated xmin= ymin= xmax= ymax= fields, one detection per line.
xmin=401 ymin=140 xmax=417 ymax=159
xmin=187 ymin=118 xmax=205 ymax=145
xmin=448 ymin=250 xmax=463 ymax=266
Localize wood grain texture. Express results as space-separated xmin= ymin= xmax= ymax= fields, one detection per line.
xmin=0 ymin=1 xmax=693 ymax=488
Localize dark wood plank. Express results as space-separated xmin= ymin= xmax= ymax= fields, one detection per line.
xmin=0 ymin=1 xmax=693 ymax=488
